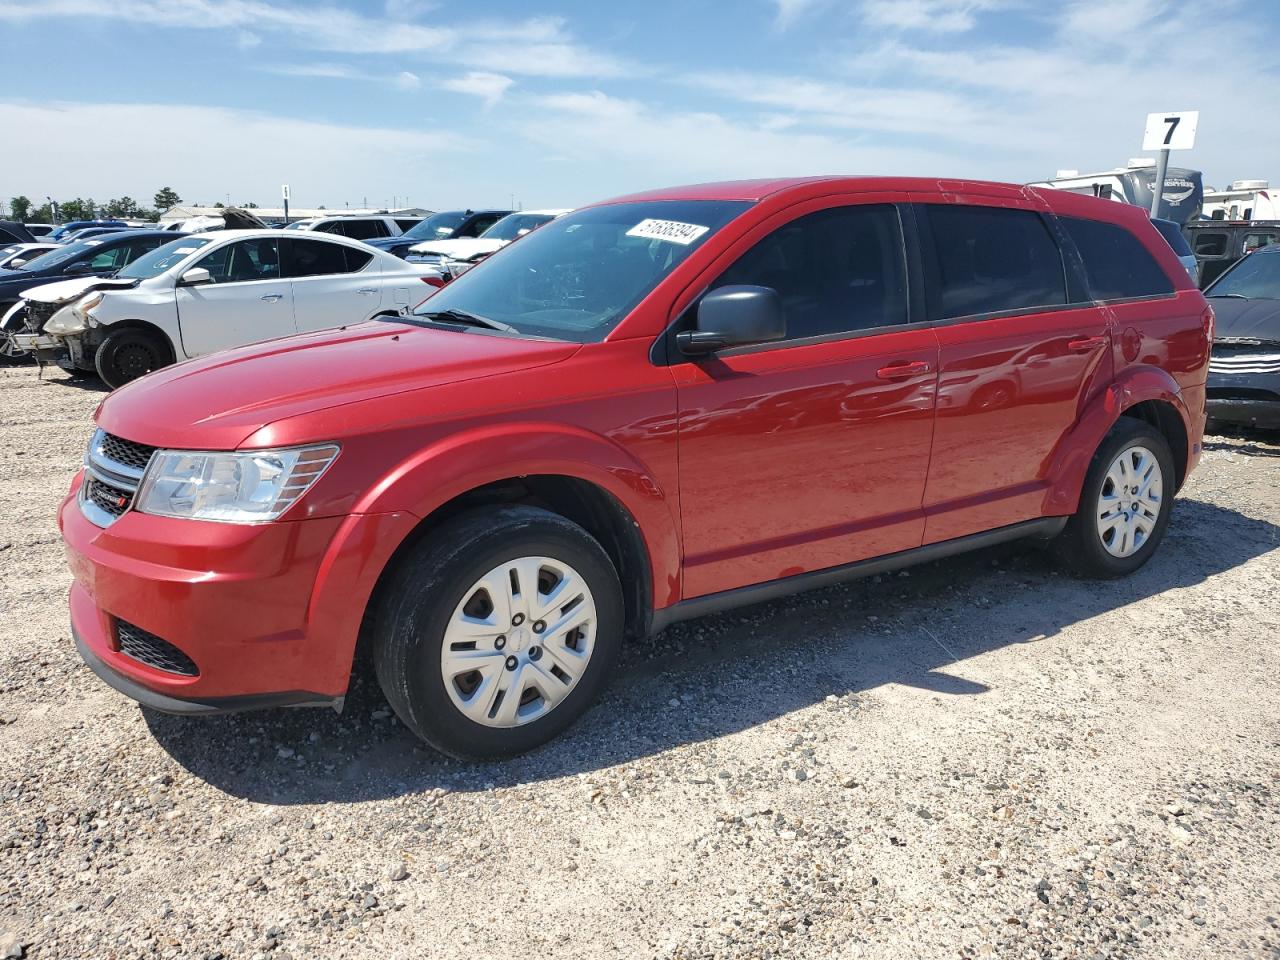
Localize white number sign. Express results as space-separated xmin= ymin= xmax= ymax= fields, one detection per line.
xmin=1142 ymin=111 xmax=1198 ymax=151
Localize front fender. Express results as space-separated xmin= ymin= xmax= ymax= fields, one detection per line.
xmin=354 ymin=421 xmax=682 ymax=609
xmin=1044 ymin=363 xmax=1192 ymax=515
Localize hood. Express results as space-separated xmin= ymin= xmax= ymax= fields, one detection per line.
xmin=362 ymin=236 xmax=405 ymax=249
xmin=96 ymin=321 xmax=580 ymax=449
xmin=1208 ymin=297 xmax=1280 ymax=343
xmin=409 ymin=238 xmax=505 ymax=259
xmin=21 ymin=276 xmax=138 ymax=305
xmin=221 ymin=207 xmax=268 ymax=230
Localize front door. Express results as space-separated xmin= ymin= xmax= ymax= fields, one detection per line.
xmin=672 ymin=201 xmax=939 ymax=598
xmin=176 ymin=236 xmax=294 ymax=356
xmin=912 ymin=199 xmax=1113 ymax=543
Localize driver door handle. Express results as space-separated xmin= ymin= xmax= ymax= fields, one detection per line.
xmin=260 ymin=294 xmax=284 ymax=303
xmin=357 ymin=287 xmax=377 ymax=295
xmin=1068 ymin=335 xmax=1106 ymax=351
xmin=876 ymin=360 xmax=932 ymax=380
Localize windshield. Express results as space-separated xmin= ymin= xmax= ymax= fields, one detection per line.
xmin=12 ymin=239 xmax=101 ymax=272
xmin=403 ymin=211 xmax=467 ymax=241
xmin=411 ymin=200 xmax=752 ymax=342
xmin=117 ymin=237 xmax=212 ymax=279
xmin=1207 ymin=251 xmax=1280 ymax=300
xmin=480 ymin=213 xmax=557 ymax=242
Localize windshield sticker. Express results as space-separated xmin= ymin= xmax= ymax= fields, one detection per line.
xmin=173 ymin=247 xmax=198 ymax=254
xmin=626 ymin=219 xmax=710 ymax=245
xmin=85 ymin=239 xmax=102 ymax=246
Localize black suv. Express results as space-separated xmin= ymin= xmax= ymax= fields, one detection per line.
xmin=363 ymin=209 xmax=511 ymax=259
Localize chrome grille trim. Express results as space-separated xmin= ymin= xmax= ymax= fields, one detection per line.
xmin=79 ymin=429 xmax=155 ymax=528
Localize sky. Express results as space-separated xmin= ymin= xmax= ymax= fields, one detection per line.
xmin=1 ymin=0 xmax=1277 ymax=212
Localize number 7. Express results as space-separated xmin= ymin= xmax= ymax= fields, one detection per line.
xmin=1162 ymin=116 xmax=1180 ymax=145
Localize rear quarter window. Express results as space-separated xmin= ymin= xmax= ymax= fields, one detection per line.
xmin=1061 ymin=217 xmax=1175 ymax=301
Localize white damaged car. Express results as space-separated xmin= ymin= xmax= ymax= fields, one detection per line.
xmin=5 ymin=229 xmax=442 ymax=387
xmin=406 ymin=209 xmax=571 ymax=279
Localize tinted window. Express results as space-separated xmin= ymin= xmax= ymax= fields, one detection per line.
xmin=196 ymin=238 xmax=281 ymax=283
xmin=412 ymin=200 xmax=750 ymax=343
xmin=403 ymin=211 xmax=467 ymax=240
xmin=923 ymin=205 xmax=1066 ymax=319
xmin=286 ymin=238 xmax=370 ymax=276
xmin=85 ymin=243 xmax=131 ymax=271
xmin=334 ymin=219 xmax=387 ymax=240
xmin=395 ymin=218 xmax=421 ymax=231
xmin=1151 ymin=219 xmax=1193 ymax=257
xmin=1061 ymin=217 xmax=1175 ymax=301
xmin=1193 ymin=232 xmax=1228 ymax=257
xmin=459 ymin=215 xmax=500 ymax=238
xmin=710 ymin=204 xmax=907 ymax=340
xmin=1243 ymin=232 xmax=1278 ymax=254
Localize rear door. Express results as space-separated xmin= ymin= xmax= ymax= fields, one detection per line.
xmin=175 ymin=236 xmax=294 ymax=356
xmin=671 ymin=197 xmax=939 ymax=597
xmin=283 ymin=237 xmax=381 ymax=332
xmin=912 ymin=195 xmax=1112 ymax=543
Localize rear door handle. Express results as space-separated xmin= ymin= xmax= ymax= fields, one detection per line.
xmin=876 ymin=360 xmax=932 ymax=380
xmin=260 ymin=294 xmax=284 ymax=303
xmin=357 ymin=287 xmax=377 ymax=295
xmin=1068 ymin=335 xmax=1106 ymax=351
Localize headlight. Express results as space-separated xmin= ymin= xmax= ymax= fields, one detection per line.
xmin=44 ymin=295 xmax=101 ymax=336
xmin=74 ymin=291 xmax=103 ymax=321
xmin=135 ymin=443 xmax=340 ymax=522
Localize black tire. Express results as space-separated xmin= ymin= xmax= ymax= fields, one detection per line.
xmin=372 ymin=505 xmax=624 ymax=760
xmin=94 ymin=327 xmax=171 ymax=389
xmin=1054 ymin=418 xmax=1176 ymax=578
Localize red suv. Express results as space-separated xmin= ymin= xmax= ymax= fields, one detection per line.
xmin=60 ymin=177 xmax=1211 ymax=759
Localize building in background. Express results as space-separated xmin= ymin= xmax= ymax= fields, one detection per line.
xmin=1201 ymin=180 xmax=1277 ymax=222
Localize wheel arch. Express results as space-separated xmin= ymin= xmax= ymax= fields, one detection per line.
xmin=93 ymin=318 xmax=177 ymax=364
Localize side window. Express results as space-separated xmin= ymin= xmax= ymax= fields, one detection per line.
xmin=1061 ymin=217 xmax=1175 ymax=301
xmin=344 ymin=247 xmax=374 ymax=272
xmin=395 ymin=218 xmax=421 ymax=232
xmin=85 ymin=245 xmax=129 ymax=271
xmin=709 ymin=204 xmax=908 ymax=340
xmin=119 ymin=236 xmax=170 ymax=266
xmin=1193 ymin=232 xmax=1228 ymax=257
xmin=286 ymin=238 xmax=357 ymax=277
xmin=922 ymin=205 xmax=1066 ymax=320
xmin=459 ymin=216 xmax=497 ymax=238
xmin=1243 ymin=232 xmax=1278 ymax=254
xmin=339 ymin=219 xmax=387 ymax=240
xmin=195 ymin=238 xmax=281 ymax=283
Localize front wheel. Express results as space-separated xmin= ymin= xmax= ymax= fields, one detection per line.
xmin=1054 ymin=418 xmax=1176 ymax=578
xmin=94 ymin=327 xmax=171 ymax=389
xmin=373 ymin=505 xmax=624 ymax=760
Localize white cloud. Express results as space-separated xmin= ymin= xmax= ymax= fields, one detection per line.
xmin=0 ymin=100 xmax=475 ymax=207
xmin=442 ymin=72 xmax=514 ymax=106
xmin=395 ymin=70 xmax=421 ymax=91
xmin=862 ymin=0 xmax=1005 ymax=32
xmin=0 ymin=1 xmax=629 ymax=76
xmin=236 ymin=30 xmax=261 ymax=49
xmin=773 ymin=0 xmax=821 ymax=28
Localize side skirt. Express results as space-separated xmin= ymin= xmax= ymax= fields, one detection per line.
xmin=650 ymin=516 xmax=1068 ymax=633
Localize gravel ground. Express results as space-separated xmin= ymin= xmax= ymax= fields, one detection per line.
xmin=1 ymin=363 xmax=1278 ymax=960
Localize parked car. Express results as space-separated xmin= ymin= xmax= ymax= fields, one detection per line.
xmin=24 ymin=223 xmax=55 ymax=238
xmin=286 ymin=214 xmax=423 ymax=241
xmin=0 ymin=230 xmax=181 ymax=319
xmin=59 ymin=177 xmax=1209 ymax=759
xmin=0 ymin=221 xmax=36 ymax=245
xmin=1203 ymin=243 xmax=1280 ymax=429
xmin=365 ymin=209 xmax=512 ymax=259
xmin=47 ymin=219 xmax=129 ymax=242
xmin=406 ymin=209 xmax=572 ymax=278
xmin=8 ymin=230 xmax=441 ymax=387
xmin=56 ymin=226 xmax=134 ymax=244
xmin=164 ymin=207 xmax=269 ymax=235
xmin=1184 ymin=220 xmax=1280 ymax=288
xmin=1150 ymin=217 xmax=1198 ymax=283
xmin=0 ymin=242 xmax=57 ymax=269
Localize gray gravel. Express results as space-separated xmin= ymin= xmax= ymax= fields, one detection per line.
xmin=2 ymin=363 xmax=1279 ymax=959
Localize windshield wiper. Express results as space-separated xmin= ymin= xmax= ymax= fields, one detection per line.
xmin=419 ymin=308 xmax=517 ymax=333
xmin=1208 ymin=293 xmax=1249 ymax=299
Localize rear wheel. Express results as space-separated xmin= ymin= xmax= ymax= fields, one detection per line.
xmin=373 ymin=505 xmax=623 ymax=760
xmin=94 ymin=327 xmax=170 ymax=389
xmin=1055 ymin=418 xmax=1176 ymax=578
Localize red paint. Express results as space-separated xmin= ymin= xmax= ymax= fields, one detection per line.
xmin=62 ymin=177 xmax=1209 ymax=706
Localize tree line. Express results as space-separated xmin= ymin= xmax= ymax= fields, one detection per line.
xmin=3 ymin=187 xmax=258 ymax=224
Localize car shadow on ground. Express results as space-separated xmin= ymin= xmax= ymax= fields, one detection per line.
xmin=145 ymin=494 xmax=1279 ymax=804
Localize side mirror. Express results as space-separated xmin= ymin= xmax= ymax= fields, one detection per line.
xmin=63 ymin=262 xmax=94 ymax=275
xmin=677 ymin=285 xmax=786 ymax=356
xmin=178 ymin=267 xmax=212 ymax=286
xmin=8 ymin=259 xmax=26 ymax=268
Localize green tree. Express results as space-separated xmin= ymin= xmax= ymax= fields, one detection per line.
xmin=241 ymin=201 xmax=259 ymax=209
xmin=213 ymin=201 xmax=225 ymax=208
xmin=153 ymin=186 xmax=181 ymax=210
xmin=29 ymin=202 xmax=54 ymax=224
xmin=59 ymin=198 xmax=97 ymax=221
xmin=8 ymin=195 xmax=33 ymax=221
xmin=104 ymin=197 xmax=139 ymax=218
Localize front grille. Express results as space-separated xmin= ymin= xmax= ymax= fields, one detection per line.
xmin=84 ymin=475 xmax=132 ymax=518
xmin=80 ymin=429 xmax=154 ymax=527
xmin=22 ymin=301 xmax=57 ymax=332
xmin=115 ymin=620 xmax=199 ymax=677
xmin=99 ymin=433 xmax=157 ymax=472
xmin=1209 ymin=344 xmax=1280 ymax=376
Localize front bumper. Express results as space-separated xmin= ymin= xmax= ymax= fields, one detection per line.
xmin=7 ymin=330 xmax=62 ymax=361
xmin=1206 ymin=369 xmax=1280 ymax=429
xmin=1205 ymin=397 xmax=1280 ymax=429
xmin=60 ymin=476 xmax=418 ymax=711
